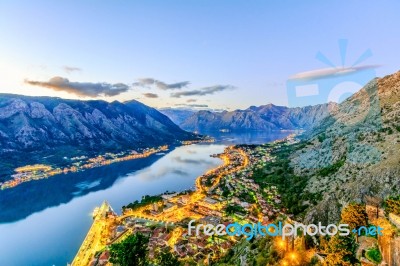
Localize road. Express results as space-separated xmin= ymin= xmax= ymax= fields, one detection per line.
xmin=122 ymin=146 xmax=249 ymax=225
xmin=71 ymin=146 xmax=250 ymax=263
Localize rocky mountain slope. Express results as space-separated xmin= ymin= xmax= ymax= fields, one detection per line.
xmin=161 ymin=103 xmax=337 ymax=132
xmin=289 ymin=70 xmax=400 ymax=224
xmin=0 ymin=94 xmax=197 ymax=179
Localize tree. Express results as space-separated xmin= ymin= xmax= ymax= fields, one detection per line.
xmin=325 ymin=234 xmax=358 ymax=266
xmin=341 ymin=203 xmax=368 ymax=230
xmin=384 ymin=195 xmax=400 ymax=216
xmin=109 ymin=233 xmax=149 ymax=266
xmin=225 ymin=204 xmax=245 ymax=215
xmin=154 ymin=248 xmax=181 ymax=266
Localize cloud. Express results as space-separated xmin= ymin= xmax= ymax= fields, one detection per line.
xmin=187 ymin=99 xmax=197 ymax=103
xmin=289 ymin=65 xmax=379 ymax=81
xmin=134 ymin=78 xmax=190 ymax=90
xmin=173 ymin=156 xmax=213 ymax=165
xmin=185 ymin=149 xmax=197 ymax=154
xmin=164 ymin=81 xmax=190 ymax=89
xmin=171 ymin=169 xmax=189 ymax=176
xmin=139 ymin=166 xmax=190 ymax=181
xmin=174 ymin=103 xmax=208 ymax=108
xmin=63 ymin=66 xmax=82 ymax=73
xmin=24 ymin=76 xmax=129 ymax=97
xmin=170 ymin=85 xmax=234 ymax=98
xmin=142 ymin=92 xmax=159 ymax=98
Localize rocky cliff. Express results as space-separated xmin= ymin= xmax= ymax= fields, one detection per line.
xmin=290 ymin=71 xmax=400 ymax=224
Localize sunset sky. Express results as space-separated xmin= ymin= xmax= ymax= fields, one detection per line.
xmin=0 ymin=1 xmax=399 ymax=110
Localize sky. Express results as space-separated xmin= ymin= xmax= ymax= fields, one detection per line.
xmin=0 ymin=1 xmax=399 ymax=110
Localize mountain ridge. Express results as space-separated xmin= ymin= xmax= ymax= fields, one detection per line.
xmin=160 ymin=103 xmax=338 ymax=132
xmin=286 ymin=70 xmax=400 ymax=223
xmin=0 ymin=94 xmax=198 ymax=180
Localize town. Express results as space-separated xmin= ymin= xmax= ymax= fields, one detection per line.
xmin=0 ymin=145 xmax=171 ymax=190
xmin=0 ymin=135 xmax=220 ymax=190
xmin=70 ymin=135 xmax=299 ymax=266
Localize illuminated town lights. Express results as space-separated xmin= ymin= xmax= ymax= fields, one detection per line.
xmin=274 ymin=238 xmax=287 ymax=253
xmin=72 ymin=146 xmax=254 ymax=265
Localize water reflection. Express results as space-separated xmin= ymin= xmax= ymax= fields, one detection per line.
xmin=172 ymin=156 xmax=215 ymax=165
xmin=0 ymin=152 xmax=163 ymax=223
xmin=0 ymin=144 xmax=225 ymax=266
xmin=0 ymin=131 xmax=291 ymax=266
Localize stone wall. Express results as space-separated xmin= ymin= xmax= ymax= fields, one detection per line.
xmin=389 ymin=213 xmax=400 ymax=229
xmin=378 ymin=235 xmax=400 ymax=266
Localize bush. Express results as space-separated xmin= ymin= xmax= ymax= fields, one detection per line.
xmin=341 ymin=203 xmax=368 ymax=230
xmin=225 ymin=204 xmax=246 ymax=215
xmin=124 ymin=194 xmax=163 ymax=210
xmin=384 ymin=195 xmax=400 ymax=216
xmin=318 ymin=133 xmax=326 ymax=142
xmin=318 ymin=158 xmax=345 ymax=177
xmin=365 ymin=247 xmax=382 ymax=263
xmin=109 ymin=233 xmax=149 ymax=266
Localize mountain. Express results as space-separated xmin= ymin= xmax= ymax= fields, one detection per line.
xmin=0 ymin=94 xmax=197 ymax=179
xmin=286 ymin=70 xmax=400 ymax=224
xmin=158 ymin=108 xmax=196 ymax=126
xmin=161 ymin=103 xmax=337 ymax=132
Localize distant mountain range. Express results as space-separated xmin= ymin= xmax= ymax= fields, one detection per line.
xmin=0 ymin=94 xmax=197 ymax=179
xmin=159 ymin=108 xmax=196 ymax=126
xmin=160 ymin=103 xmax=337 ymax=132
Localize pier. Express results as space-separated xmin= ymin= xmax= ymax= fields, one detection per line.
xmin=70 ymin=201 xmax=115 ymax=266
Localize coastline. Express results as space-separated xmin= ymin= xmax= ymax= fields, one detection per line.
xmin=0 ymin=138 xmax=215 ymax=191
xmin=70 ymin=144 xmax=234 ymax=266
xmin=0 ymin=145 xmax=168 ymax=190
xmin=71 ymin=134 xmax=296 ymax=265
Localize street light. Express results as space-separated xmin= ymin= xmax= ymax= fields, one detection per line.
xmin=289 ymin=252 xmax=297 ymax=261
